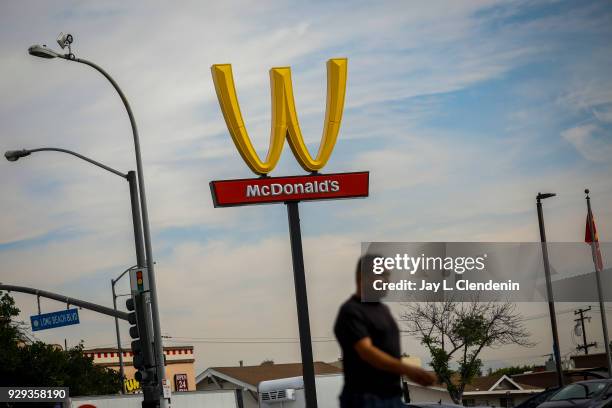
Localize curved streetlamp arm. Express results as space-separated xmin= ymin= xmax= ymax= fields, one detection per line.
xmin=27 ymin=147 xmax=127 ymax=179
xmin=72 ymin=58 xmax=140 ymax=154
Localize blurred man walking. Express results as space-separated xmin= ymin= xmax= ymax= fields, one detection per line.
xmin=334 ymin=254 xmax=436 ymax=408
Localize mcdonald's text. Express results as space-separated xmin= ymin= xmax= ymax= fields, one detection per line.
xmin=210 ymin=172 xmax=369 ymax=207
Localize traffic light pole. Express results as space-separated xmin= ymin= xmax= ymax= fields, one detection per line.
xmin=111 ymin=264 xmax=138 ymax=394
xmin=126 ymin=294 xmax=159 ymax=407
xmin=128 ymin=171 xmax=146 ymax=268
xmin=127 ymin=171 xmax=161 ymax=407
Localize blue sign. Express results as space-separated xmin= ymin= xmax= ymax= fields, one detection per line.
xmin=30 ymin=308 xmax=80 ymax=331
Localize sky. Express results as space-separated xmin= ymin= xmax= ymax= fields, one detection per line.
xmin=1 ymin=0 xmax=612 ymax=376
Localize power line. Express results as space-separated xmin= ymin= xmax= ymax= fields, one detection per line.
xmin=164 ymin=338 xmax=338 ymax=344
xmin=522 ymin=308 xmax=577 ymax=321
xmin=521 ymin=306 xmax=612 ymax=322
xmin=164 ymin=335 xmax=334 ymax=340
xmin=161 ymin=332 xmax=425 ymax=344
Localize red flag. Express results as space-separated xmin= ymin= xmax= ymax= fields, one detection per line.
xmin=585 ymin=212 xmax=604 ymax=271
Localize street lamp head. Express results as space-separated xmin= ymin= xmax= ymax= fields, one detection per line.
xmin=537 ymin=192 xmax=556 ymax=201
xmin=4 ymin=150 xmax=31 ymax=162
xmin=28 ymin=44 xmax=61 ymax=59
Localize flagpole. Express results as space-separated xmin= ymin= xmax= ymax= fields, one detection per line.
xmin=585 ymin=189 xmax=612 ymax=377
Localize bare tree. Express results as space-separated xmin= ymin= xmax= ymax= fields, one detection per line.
xmin=401 ymin=299 xmax=533 ymax=404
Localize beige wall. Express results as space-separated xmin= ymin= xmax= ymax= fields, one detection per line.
xmin=85 ymin=347 xmax=197 ymax=393
xmin=112 ymin=361 xmax=196 ymax=392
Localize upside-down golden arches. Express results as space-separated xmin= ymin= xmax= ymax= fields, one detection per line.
xmin=211 ymin=58 xmax=347 ymax=175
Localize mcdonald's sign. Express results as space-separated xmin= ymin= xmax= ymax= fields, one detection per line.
xmin=208 ymin=58 xmax=369 ymax=405
xmin=209 ymin=58 xmax=369 ymax=206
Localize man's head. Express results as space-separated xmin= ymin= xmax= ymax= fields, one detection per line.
xmin=356 ymin=253 xmax=389 ymax=301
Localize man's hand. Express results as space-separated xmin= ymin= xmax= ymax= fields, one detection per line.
xmin=402 ymin=365 xmax=436 ymax=387
xmin=354 ymin=337 xmax=437 ymax=387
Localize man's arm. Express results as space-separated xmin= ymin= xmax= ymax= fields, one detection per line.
xmin=354 ymin=337 xmax=436 ymax=386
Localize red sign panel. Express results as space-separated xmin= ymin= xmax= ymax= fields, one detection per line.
xmin=210 ymin=171 xmax=369 ymax=207
xmin=174 ymin=373 xmax=189 ymax=392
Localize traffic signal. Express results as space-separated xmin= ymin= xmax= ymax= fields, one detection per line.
xmin=135 ymin=268 xmax=146 ymax=292
xmin=126 ymin=293 xmax=156 ymax=384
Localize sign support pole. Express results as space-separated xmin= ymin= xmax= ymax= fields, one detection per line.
xmin=286 ymin=201 xmax=318 ymax=408
xmin=2 ymin=284 xmax=129 ymax=320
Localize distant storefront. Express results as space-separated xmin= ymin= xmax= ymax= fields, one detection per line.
xmin=83 ymin=345 xmax=196 ymax=393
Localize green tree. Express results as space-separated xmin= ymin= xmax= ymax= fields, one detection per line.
xmin=0 ymin=290 xmax=122 ymax=395
xmin=488 ymin=364 xmax=537 ymax=377
xmin=401 ymin=300 xmax=533 ymax=404
xmin=0 ymin=290 xmax=23 ymax=382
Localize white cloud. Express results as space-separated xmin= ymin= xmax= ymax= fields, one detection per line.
xmin=594 ymin=105 xmax=612 ymax=123
xmin=562 ymin=124 xmax=612 ymax=163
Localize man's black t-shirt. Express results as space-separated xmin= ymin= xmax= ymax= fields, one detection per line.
xmin=334 ymin=295 xmax=401 ymax=397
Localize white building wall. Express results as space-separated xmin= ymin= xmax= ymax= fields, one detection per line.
xmin=70 ymin=390 xmax=237 ymax=408
xmin=258 ymin=374 xmax=453 ymax=407
xmin=406 ymin=383 xmax=453 ymax=404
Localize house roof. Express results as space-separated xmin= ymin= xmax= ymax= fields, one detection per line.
xmin=570 ymin=352 xmax=610 ymax=369
xmin=463 ymin=374 xmax=540 ymax=392
xmin=454 ymin=374 xmax=543 ymax=397
xmin=512 ymin=367 xmax=609 ymax=389
xmin=197 ymin=362 xmax=342 ymax=392
xmin=430 ymin=373 xmax=542 ymax=395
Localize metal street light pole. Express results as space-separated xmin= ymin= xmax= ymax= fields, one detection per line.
xmin=536 ymin=192 xmax=564 ymax=387
xmin=5 ymin=147 xmax=152 ymax=394
xmin=28 ymin=38 xmax=166 ymax=407
xmin=6 ymin=148 xmax=126 ymax=177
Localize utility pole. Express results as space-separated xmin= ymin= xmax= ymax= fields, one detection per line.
xmin=575 ymin=307 xmax=597 ymax=355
